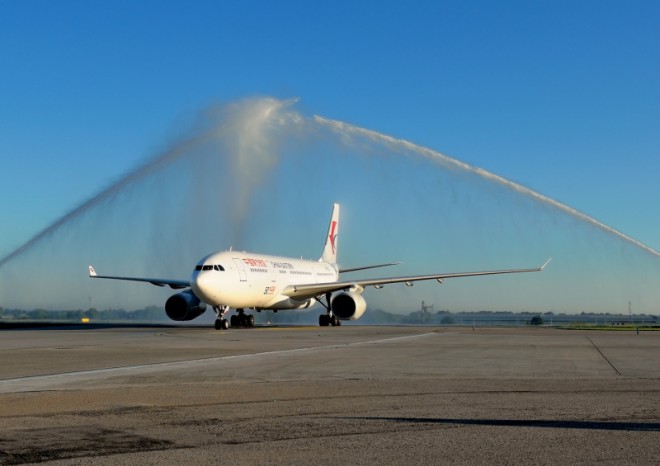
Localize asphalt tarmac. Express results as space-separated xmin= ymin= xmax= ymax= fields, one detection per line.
xmin=0 ymin=325 xmax=658 ymax=465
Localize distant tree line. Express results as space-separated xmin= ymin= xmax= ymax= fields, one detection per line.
xmin=0 ymin=305 xmax=657 ymax=326
xmin=0 ymin=305 xmax=166 ymax=322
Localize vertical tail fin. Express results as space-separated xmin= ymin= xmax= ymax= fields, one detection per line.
xmin=320 ymin=203 xmax=340 ymax=265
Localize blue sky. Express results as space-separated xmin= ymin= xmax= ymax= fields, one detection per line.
xmin=1 ymin=1 xmax=659 ymax=313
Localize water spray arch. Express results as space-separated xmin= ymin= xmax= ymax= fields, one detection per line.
xmin=0 ymin=97 xmax=657 ymax=314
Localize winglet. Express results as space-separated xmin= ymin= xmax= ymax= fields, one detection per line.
xmin=88 ymin=265 xmax=97 ymax=277
xmin=540 ymin=258 xmax=552 ymax=270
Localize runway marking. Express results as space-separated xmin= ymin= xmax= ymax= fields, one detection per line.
xmin=0 ymin=332 xmax=436 ymax=393
xmin=586 ymin=336 xmax=622 ymax=376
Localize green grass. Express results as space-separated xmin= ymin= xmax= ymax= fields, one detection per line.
xmin=557 ymin=324 xmax=660 ymax=331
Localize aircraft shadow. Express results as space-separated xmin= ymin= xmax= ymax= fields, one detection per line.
xmin=346 ymin=417 xmax=660 ymax=432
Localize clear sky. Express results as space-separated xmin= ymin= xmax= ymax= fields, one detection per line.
xmin=1 ymin=1 xmax=659 ymax=314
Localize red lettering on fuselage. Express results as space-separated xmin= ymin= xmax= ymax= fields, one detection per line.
xmin=243 ymin=258 xmax=267 ymax=267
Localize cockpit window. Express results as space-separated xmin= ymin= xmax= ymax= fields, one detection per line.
xmin=196 ymin=264 xmax=225 ymax=271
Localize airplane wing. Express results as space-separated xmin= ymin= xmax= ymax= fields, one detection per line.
xmin=88 ymin=265 xmax=190 ymax=290
xmin=283 ymin=259 xmax=551 ymax=300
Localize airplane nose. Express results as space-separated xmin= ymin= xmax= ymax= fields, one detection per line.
xmin=192 ymin=271 xmax=211 ymax=301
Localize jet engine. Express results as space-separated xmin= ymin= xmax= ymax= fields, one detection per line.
xmin=331 ymin=291 xmax=367 ymax=320
xmin=165 ymin=290 xmax=207 ymax=321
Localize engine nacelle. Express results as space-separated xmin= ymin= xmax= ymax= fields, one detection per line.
xmin=165 ymin=290 xmax=207 ymax=321
xmin=331 ymin=291 xmax=367 ymax=320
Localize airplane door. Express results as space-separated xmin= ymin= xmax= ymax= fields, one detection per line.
xmin=233 ymin=258 xmax=247 ymax=282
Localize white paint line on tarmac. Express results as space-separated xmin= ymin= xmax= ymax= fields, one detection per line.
xmin=0 ymin=332 xmax=436 ymax=393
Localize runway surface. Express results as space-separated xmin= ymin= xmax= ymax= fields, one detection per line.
xmin=0 ymin=325 xmax=658 ymax=464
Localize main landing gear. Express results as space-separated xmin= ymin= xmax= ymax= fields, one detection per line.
xmin=213 ymin=307 xmax=255 ymax=330
xmin=318 ymin=292 xmax=342 ymax=327
xmin=230 ymin=309 xmax=255 ymax=328
xmin=319 ymin=314 xmax=341 ymax=327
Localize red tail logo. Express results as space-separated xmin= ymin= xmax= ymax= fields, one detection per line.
xmin=328 ymin=220 xmax=338 ymax=255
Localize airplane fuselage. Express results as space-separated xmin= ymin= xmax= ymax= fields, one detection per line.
xmin=191 ymin=251 xmax=339 ymax=310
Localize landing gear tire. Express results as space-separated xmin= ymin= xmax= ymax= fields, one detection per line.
xmin=320 ymin=314 xmax=341 ymax=327
xmin=230 ymin=312 xmax=255 ymax=328
xmin=215 ymin=318 xmax=229 ymax=330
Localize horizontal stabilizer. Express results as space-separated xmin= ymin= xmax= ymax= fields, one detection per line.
xmin=339 ymin=262 xmax=401 ymax=273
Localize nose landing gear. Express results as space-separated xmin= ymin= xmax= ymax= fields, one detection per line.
xmin=213 ymin=306 xmax=230 ymax=330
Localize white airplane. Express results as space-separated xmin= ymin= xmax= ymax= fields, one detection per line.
xmin=89 ymin=203 xmax=550 ymax=330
